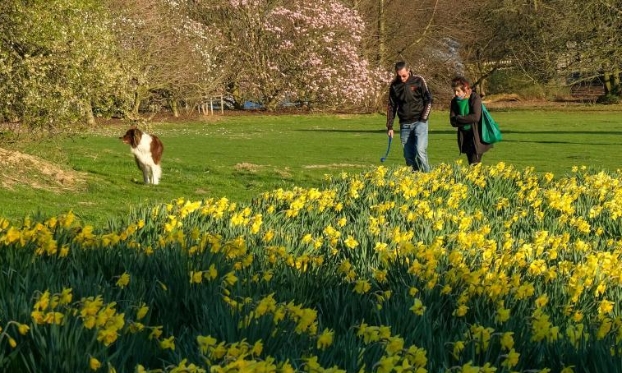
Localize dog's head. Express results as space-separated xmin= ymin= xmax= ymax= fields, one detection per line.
xmin=120 ymin=127 xmax=143 ymax=148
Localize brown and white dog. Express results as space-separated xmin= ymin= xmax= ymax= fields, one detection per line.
xmin=119 ymin=127 xmax=164 ymax=185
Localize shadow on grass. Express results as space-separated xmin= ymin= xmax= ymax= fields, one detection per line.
xmin=295 ymin=129 xmax=386 ymax=134
xmin=499 ymin=130 xmax=622 ymax=135
xmin=296 ymin=129 xmax=461 ymax=135
xmin=293 ymin=128 xmax=622 ymax=147
xmin=296 ymin=128 xmax=622 ymax=135
xmin=500 ymin=139 xmax=619 ymax=145
xmin=488 ymin=129 xmax=622 ymax=145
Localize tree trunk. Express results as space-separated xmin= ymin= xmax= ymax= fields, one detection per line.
xmin=612 ymin=68 xmax=620 ymax=94
xmin=603 ymin=71 xmax=612 ymax=95
xmin=132 ymin=90 xmax=141 ymax=117
xmin=85 ymin=101 xmax=96 ymax=126
xmin=228 ymin=82 xmax=245 ymax=110
xmin=266 ymin=98 xmax=278 ymax=111
xmin=171 ymin=99 xmax=179 ymax=117
xmin=377 ymin=0 xmax=386 ymax=65
xmin=476 ymin=79 xmax=486 ymax=98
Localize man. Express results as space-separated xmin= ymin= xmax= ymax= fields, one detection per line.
xmin=386 ymin=61 xmax=433 ymax=172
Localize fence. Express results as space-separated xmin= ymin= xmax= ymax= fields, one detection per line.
xmin=198 ymin=95 xmax=225 ymax=115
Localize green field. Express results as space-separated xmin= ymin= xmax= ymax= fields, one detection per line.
xmin=3 ymin=107 xmax=622 ymax=372
xmin=1 ymin=106 xmax=622 ymax=225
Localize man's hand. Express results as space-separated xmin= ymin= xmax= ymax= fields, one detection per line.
xmin=387 ymin=129 xmax=394 ymax=138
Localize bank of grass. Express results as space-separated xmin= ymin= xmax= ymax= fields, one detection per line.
xmin=1 ymin=106 xmax=622 ymax=226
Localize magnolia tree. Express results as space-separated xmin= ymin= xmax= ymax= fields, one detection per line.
xmin=218 ymin=0 xmax=387 ymax=111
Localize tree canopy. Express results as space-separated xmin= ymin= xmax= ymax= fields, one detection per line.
xmin=1 ymin=0 xmax=620 ymax=131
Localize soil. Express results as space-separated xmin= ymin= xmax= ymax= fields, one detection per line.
xmin=0 ymin=147 xmax=87 ymax=192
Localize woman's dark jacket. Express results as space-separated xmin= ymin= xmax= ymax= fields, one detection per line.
xmin=449 ymin=92 xmax=492 ymax=155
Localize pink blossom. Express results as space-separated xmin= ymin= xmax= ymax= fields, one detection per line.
xmin=223 ymin=0 xmax=385 ymax=109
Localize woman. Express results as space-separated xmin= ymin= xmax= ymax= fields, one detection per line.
xmin=449 ymin=76 xmax=492 ymax=165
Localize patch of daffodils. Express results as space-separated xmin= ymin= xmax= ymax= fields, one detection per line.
xmin=1 ymin=162 xmax=622 ymax=372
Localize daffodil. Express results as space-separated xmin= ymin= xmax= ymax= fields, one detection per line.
xmin=410 ymin=298 xmax=426 ymax=316
xmin=149 ymin=326 xmax=163 ymax=340
xmin=223 ymin=271 xmax=238 ymax=286
xmin=452 ymin=341 xmax=465 ymax=359
xmin=500 ymin=331 xmax=514 ymax=351
xmin=197 ymin=335 xmax=217 ymax=354
xmin=460 ymin=361 xmax=480 ymax=373
xmin=135 ymin=304 xmax=149 ymax=321
xmin=116 ymin=272 xmax=130 ymax=288
xmin=354 ymin=280 xmax=371 ymax=294
xmin=97 ymin=327 xmax=119 ymax=346
xmin=535 ymin=294 xmax=549 ymax=308
xmin=317 ymin=329 xmax=334 ymax=350
xmin=598 ymin=299 xmax=614 ymax=315
xmin=89 ymin=357 xmax=102 ymax=371
xmin=344 ymin=235 xmax=359 ymax=249
xmin=190 ymin=271 xmax=203 ymax=284
xmin=159 ymin=336 xmax=175 ymax=350
xmin=453 ymin=304 xmax=468 ymax=317
xmin=17 ymin=323 xmax=30 ymax=335
xmin=385 ymin=336 xmax=404 ymax=355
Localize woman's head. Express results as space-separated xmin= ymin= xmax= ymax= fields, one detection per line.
xmin=451 ymin=76 xmax=472 ymax=99
xmin=395 ymin=61 xmax=411 ymax=83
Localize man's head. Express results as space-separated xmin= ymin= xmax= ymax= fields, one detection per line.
xmin=395 ymin=61 xmax=411 ymax=83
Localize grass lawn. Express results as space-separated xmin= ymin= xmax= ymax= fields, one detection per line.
xmin=1 ymin=105 xmax=621 ymax=226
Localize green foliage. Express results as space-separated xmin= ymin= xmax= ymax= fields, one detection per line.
xmin=485 ymin=69 xmax=548 ymax=99
xmin=0 ymin=0 xmax=130 ymax=131
xmin=596 ymin=94 xmax=620 ymax=105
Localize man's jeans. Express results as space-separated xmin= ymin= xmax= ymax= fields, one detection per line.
xmin=400 ymin=121 xmax=430 ymax=172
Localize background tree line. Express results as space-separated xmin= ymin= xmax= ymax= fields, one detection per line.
xmin=1 ymin=0 xmax=620 ymax=132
